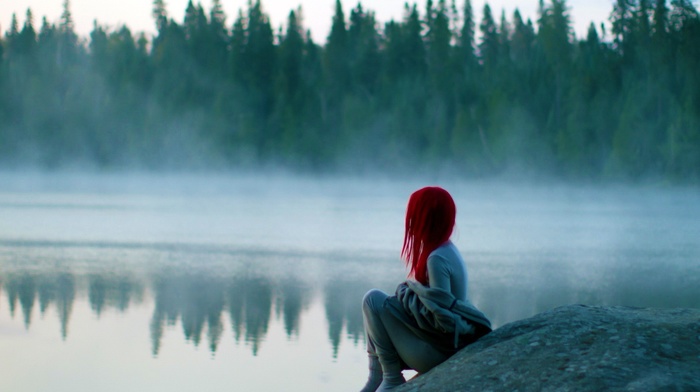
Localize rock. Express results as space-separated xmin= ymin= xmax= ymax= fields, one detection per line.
xmin=397 ymin=305 xmax=700 ymax=392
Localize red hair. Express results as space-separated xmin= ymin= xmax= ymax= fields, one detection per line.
xmin=401 ymin=186 xmax=456 ymax=285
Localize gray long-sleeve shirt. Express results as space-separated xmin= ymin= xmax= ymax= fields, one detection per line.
xmin=427 ymin=240 xmax=468 ymax=302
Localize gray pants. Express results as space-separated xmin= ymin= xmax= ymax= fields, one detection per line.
xmin=362 ymin=289 xmax=449 ymax=374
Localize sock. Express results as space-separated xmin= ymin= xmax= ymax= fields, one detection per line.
xmin=359 ymin=355 xmax=383 ymax=392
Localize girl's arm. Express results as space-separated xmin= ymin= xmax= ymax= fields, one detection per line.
xmin=426 ymin=255 xmax=451 ymax=292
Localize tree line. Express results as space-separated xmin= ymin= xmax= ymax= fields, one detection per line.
xmin=1 ymin=0 xmax=699 ymax=180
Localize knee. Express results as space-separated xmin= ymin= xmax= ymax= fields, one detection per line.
xmin=362 ymin=289 xmax=388 ymax=312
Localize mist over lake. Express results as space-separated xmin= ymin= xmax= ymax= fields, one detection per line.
xmin=1 ymin=172 xmax=698 ymax=391
xmin=2 ymin=0 xmax=699 ymax=389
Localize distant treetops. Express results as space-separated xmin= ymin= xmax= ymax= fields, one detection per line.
xmin=1 ymin=0 xmax=698 ymax=181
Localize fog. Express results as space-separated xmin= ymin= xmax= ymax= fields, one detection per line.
xmin=1 ymin=171 xmax=699 ymax=391
xmin=2 ymin=170 xmax=699 ymax=319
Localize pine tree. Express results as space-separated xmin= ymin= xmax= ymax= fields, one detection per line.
xmin=153 ymin=0 xmax=168 ymax=32
xmin=243 ymin=0 xmax=277 ymax=156
xmin=57 ymin=0 xmax=79 ymax=66
xmin=458 ymin=0 xmax=476 ymax=68
xmin=511 ymin=9 xmax=536 ymax=65
xmin=611 ymin=0 xmax=636 ymax=57
xmin=276 ymin=8 xmax=305 ymax=156
xmin=404 ymin=4 xmax=427 ymax=78
xmin=230 ymin=9 xmax=246 ymax=85
xmin=208 ymin=0 xmax=229 ymax=77
xmin=325 ymin=0 xmax=349 ymax=99
xmin=426 ymin=0 xmax=452 ymax=90
xmin=498 ymin=9 xmax=512 ymax=66
xmin=5 ymin=14 xmax=20 ymax=55
xmin=60 ymin=0 xmax=75 ymax=33
xmin=347 ymin=3 xmax=380 ymax=96
xmin=479 ymin=4 xmax=499 ymax=69
xmin=18 ymin=9 xmax=38 ymax=57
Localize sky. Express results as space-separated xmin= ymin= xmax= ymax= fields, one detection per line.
xmin=0 ymin=0 xmax=614 ymax=43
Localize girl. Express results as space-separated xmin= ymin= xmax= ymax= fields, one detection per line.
xmin=360 ymin=186 xmax=491 ymax=391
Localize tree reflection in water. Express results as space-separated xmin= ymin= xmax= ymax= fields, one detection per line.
xmin=4 ymin=272 xmax=76 ymax=339
xmin=4 ymin=252 xmax=697 ymax=358
xmin=6 ymin=273 xmax=35 ymax=328
xmin=1 ymin=264 xmax=391 ymax=358
xmin=89 ymin=274 xmax=143 ymax=316
xmin=324 ymin=279 xmax=373 ymax=358
xmin=150 ymin=273 xmax=228 ymax=356
xmin=276 ymin=278 xmax=312 ymax=339
xmin=228 ymin=275 xmax=273 ymax=356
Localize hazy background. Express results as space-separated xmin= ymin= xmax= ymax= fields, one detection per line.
xmin=1 ymin=0 xmax=699 ymax=180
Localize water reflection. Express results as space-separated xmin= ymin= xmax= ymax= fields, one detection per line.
xmin=227 ymin=275 xmax=273 ymax=355
xmin=150 ymin=273 xmax=227 ymax=355
xmin=2 ymin=247 xmax=700 ymax=358
xmin=323 ymin=279 xmax=371 ymax=358
xmin=276 ymin=279 xmax=312 ymax=338
xmin=88 ymin=274 xmax=143 ymax=316
xmin=4 ymin=272 xmax=76 ymax=339
xmin=0 ymin=262 xmax=380 ymax=358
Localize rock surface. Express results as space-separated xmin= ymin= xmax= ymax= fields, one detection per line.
xmin=397 ymin=305 xmax=700 ymax=392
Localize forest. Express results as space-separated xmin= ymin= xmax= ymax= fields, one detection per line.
xmin=0 ymin=0 xmax=699 ymax=180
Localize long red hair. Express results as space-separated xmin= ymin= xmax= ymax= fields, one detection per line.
xmin=401 ymin=186 xmax=456 ymax=285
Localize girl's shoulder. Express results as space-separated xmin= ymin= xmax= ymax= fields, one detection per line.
xmin=429 ymin=241 xmax=462 ymax=263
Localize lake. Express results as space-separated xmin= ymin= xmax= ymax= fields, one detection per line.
xmin=1 ymin=172 xmax=699 ymax=391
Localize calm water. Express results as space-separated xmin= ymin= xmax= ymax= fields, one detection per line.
xmin=1 ymin=172 xmax=699 ymax=391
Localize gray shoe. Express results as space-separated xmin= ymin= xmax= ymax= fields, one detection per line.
xmin=376 ymin=373 xmax=405 ymax=391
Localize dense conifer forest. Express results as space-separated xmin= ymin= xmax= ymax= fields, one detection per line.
xmin=1 ymin=0 xmax=699 ymax=180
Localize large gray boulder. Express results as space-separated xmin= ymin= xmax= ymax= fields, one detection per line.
xmin=397 ymin=305 xmax=700 ymax=391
